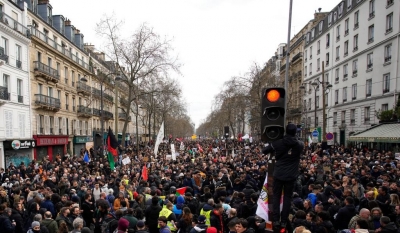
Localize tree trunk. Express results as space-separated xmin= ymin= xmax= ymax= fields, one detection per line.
xmin=120 ymin=86 xmax=133 ymax=148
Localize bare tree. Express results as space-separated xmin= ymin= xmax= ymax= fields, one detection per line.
xmin=96 ymin=15 xmax=181 ymax=147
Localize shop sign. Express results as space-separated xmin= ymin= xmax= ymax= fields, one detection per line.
xmin=36 ymin=137 xmax=68 ymax=146
xmin=11 ymin=140 xmax=36 ymax=150
xmin=74 ymin=136 xmax=93 ymax=144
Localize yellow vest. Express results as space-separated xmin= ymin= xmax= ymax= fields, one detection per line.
xmin=200 ymin=209 xmax=211 ymax=226
xmin=159 ymin=207 xmax=177 ymax=231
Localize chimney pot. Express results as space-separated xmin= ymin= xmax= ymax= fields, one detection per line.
xmin=318 ymin=8 xmax=322 ymax=12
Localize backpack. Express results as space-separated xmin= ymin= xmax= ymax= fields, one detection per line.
xmin=101 ymin=215 xmax=118 ymax=233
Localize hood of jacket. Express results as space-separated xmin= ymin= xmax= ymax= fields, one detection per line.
xmin=202 ymin=204 xmax=213 ymax=211
xmin=193 ymin=224 xmax=208 ymax=232
xmin=282 ymin=135 xmax=300 ymax=147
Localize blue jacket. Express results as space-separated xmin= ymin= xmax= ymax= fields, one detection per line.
xmin=40 ymin=199 xmax=56 ymax=217
xmin=307 ymin=193 xmax=317 ymax=208
xmin=0 ymin=214 xmax=15 ymax=233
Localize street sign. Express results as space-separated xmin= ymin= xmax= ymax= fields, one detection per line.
xmin=312 ymin=130 xmax=319 ymax=137
xmin=326 ymin=132 xmax=334 ymax=140
xmin=312 ymin=138 xmax=319 ymax=143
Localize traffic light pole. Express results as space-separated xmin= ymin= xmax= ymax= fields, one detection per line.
xmin=322 ymin=62 xmax=327 ymax=143
xmin=283 ymin=0 xmax=293 ymax=128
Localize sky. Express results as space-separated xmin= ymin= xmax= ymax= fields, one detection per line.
xmin=49 ymin=0 xmax=339 ymax=128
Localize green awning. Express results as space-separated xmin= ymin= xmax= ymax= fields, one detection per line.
xmin=348 ymin=123 xmax=400 ymax=143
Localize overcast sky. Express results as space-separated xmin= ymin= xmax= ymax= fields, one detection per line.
xmin=50 ymin=0 xmax=339 ymax=129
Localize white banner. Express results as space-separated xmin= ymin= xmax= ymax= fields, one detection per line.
xmin=154 ymin=122 xmax=164 ymax=157
xmin=171 ymin=144 xmax=176 ymax=161
xmin=256 ymin=173 xmax=283 ymax=222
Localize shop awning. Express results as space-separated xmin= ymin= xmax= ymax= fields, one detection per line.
xmin=348 ymin=123 xmax=400 ymax=143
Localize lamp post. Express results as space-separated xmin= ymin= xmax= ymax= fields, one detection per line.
xmin=300 ymin=62 xmax=332 ymax=143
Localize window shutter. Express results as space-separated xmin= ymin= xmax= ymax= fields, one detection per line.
xmin=88 ymin=120 xmax=92 ymax=134
xmin=62 ymin=117 xmax=66 ymax=135
xmin=54 ymin=117 xmax=59 ymax=135
xmin=76 ymin=120 xmax=80 ymax=135
xmin=44 ymin=115 xmax=50 ymax=134
xmin=73 ymin=120 xmax=77 ymax=135
xmin=19 ymin=114 xmax=25 ymax=138
xmin=5 ymin=111 xmax=12 ymax=138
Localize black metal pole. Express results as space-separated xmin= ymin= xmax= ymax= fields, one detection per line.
xmin=101 ymin=82 xmax=104 ymax=158
xmin=136 ymin=103 xmax=139 ymax=157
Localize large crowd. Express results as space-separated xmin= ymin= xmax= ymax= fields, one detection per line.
xmin=0 ymin=138 xmax=399 ymax=233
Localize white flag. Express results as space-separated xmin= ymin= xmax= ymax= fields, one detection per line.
xmin=171 ymin=144 xmax=176 ymax=161
xmin=308 ymin=135 xmax=313 ymax=146
xmin=256 ymin=173 xmax=283 ymax=222
xmin=153 ymin=122 xmax=164 ymax=157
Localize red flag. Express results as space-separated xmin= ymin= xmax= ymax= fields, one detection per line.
xmin=142 ymin=165 xmax=148 ymax=181
xmin=197 ymin=144 xmax=204 ymax=153
xmin=176 ymin=187 xmax=187 ymax=196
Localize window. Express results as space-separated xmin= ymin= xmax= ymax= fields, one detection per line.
xmin=315 ymin=117 xmax=319 ymax=126
xmin=369 ymin=0 xmax=375 ymax=18
xmin=305 ymin=66 xmax=307 ymax=76
xmin=334 ymin=12 xmax=337 ymax=21
xmin=1 ymin=37 xmax=8 ymax=63
xmin=354 ymin=11 xmax=359 ymax=28
xmin=38 ymin=83 xmax=43 ymax=94
xmin=343 ymin=87 xmax=347 ymax=102
xmin=352 ymin=84 xmax=357 ymax=100
xmin=56 ymin=62 xmax=60 ymax=77
xmin=341 ymin=111 xmax=346 ymax=124
xmin=57 ymin=90 xmax=61 ymax=100
xmin=364 ymin=107 xmax=371 ymax=124
xmin=347 ymin=0 xmax=352 ymax=9
xmin=326 ymin=53 xmax=330 ymax=66
xmin=319 ymin=21 xmax=323 ymax=32
xmin=71 ymin=71 xmax=75 ymax=87
xmin=366 ymin=79 xmax=372 ymax=97
xmin=311 ymin=28 xmax=315 ymax=39
xmin=48 ymin=57 xmax=52 ymax=68
xmin=17 ymin=79 xmax=22 ymax=103
xmin=336 ymin=46 xmax=340 ymax=60
xmin=336 ymin=25 xmax=341 ymax=40
xmin=47 ymin=87 xmax=53 ymax=97
xmin=343 ymin=64 xmax=348 ymax=78
xmin=335 ymin=90 xmax=339 ymax=104
xmin=382 ymin=104 xmax=389 ymax=111
xmin=385 ymin=44 xmax=392 ymax=62
xmin=353 ymin=60 xmax=358 ymax=75
xmin=338 ymin=2 xmax=344 ymax=17
xmin=65 ymin=94 xmax=69 ymax=110
xmin=3 ymin=74 xmax=9 ymax=90
xmin=310 ymin=46 xmax=312 ymax=59
xmin=386 ymin=13 xmax=393 ymax=33
xmin=335 ymin=68 xmax=340 ymax=82
xmin=305 ymin=50 xmax=308 ymax=61
xmin=387 ymin=0 xmax=394 ymax=7
xmin=15 ymin=44 xmax=21 ymax=68
xmin=367 ymin=53 xmax=373 ymax=69
xmin=37 ymin=51 xmax=41 ymax=62
xmin=64 ymin=67 xmax=68 ymax=84
xmin=308 ymin=98 xmax=311 ymax=110
xmin=383 ymin=73 xmax=390 ymax=93
xmin=310 ymin=63 xmax=312 ymax=75
xmin=326 ymin=33 xmax=330 ymax=48
xmin=328 ymin=13 xmax=332 ymax=26
xmin=325 ymin=92 xmax=328 ymax=106
xmin=345 ymin=18 xmax=349 ymax=35
xmin=368 ymin=25 xmax=374 ymax=43
xmin=344 ymin=41 xmax=349 ymax=56
xmin=350 ymin=109 xmax=355 ymax=125
xmin=316 ymin=96 xmax=320 ymax=108
xmin=317 ymin=41 xmax=320 ymax=54
xmin=353 ymin=34 xmax=358 ymax=51
xmin=317 ymin=59 xmax=320 ymax=71
xmin=333 ymin=112 xmax=338 ymax=125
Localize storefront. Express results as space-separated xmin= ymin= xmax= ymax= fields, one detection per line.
xmin=73 ymin=136 xmax=94 ymax=155
xmin=118 ymin=133 xmax=130 ymax=146
xmin=33 ymin=135 xmax=68 ymax=161
xmin=3 ymin=140 xmax=35 ymax=167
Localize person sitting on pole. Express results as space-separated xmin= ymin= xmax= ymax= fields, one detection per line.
xmin=262 ymin=123 xmax=304 ymax=231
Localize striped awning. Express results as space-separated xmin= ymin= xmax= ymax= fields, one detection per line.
xmin=348 ymin=123 xmax=400 ymax=143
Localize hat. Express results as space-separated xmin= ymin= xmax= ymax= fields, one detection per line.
xmin=285 ymin=123 xmax=297 ymax=136
xmin=137 ymin=220 xmax=145 ymax=228
xmin=32 ymin=221 xmax=40 ymax=228
xmin=185 ymin=192 xmax=193 ymax=197
xmin=71 ymin=196 xmax=80 ymax=203
xmin=81 ymin=227 xmax=91 ymax=233
xmin=198 ymin=215 xmax=206 ymax=224
xmin=377 ymin=179 xmax=383 ymax=184
xmin=118 ymin=218 xmax=129 ymax=231
xmin=207 ymin=227 xmax=217 ymax=233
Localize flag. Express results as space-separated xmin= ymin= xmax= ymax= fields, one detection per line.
xmin=154 ymin=122 xmax=164 ymax=157
xmin=142 ymin=165 xmax=148 ymax=181
xmin=176 ymin=187 xmax=186 ymax=196
xmin=308 ymin=135 xmax=313 ymax=147
xmin=197 ymin=144 xmax=203 ymax=153
xmin=171 ymin=144 xmax=176 ymax=161
xmin=83 ymin=151 xmax=90 ymax=163
xmin=256 ymin=173 xmax=283 ymax=222
xmin=107 ymin=127 xmax=118 ymax=170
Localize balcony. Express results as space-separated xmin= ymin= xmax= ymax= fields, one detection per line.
xmin=364 ymin=118 xmax=370 ymax=124
xmin=104 ymin=93 xmax=114 ymax=103
xmin=28 ymin=26 xmax=89 ymax=71
xmin=350 ymin=119 xmax=355 ymax=125
xmin=34 ymin=94 xmax=61 ymax=111
xmin=0 ymin=47 xmax=9 ymax=63
xmin=289 ymin=107 xmax=302 ymax=115
xmin=354 ymin=22 xmax=359 ymax=29
xmin=280 ymin=63 xmax=286 ymax=72
xmin=119 ymin=112 xmax=132 ymax=121
xmin=77 ymin=105 xmax=92 ymax=117
xmin=367 ymin=63 xmax=373 ymax=69
xmin=92 ymin=87 xmax=101 ymax=98
xmin=353 ymin=46 xmax=358 ymax=52
xmin=0 ymin=86 xmax=10 ymax=104
xmin=345 ymin=29 xmax=349 ymax=35
xmin=383 ymin=89 xmax=390 ymax=94
xmin=18 ymin=95 xmax=23 ymax=103
xmin=103 ymin=110 xmax=113 ymax=120
xmin=291 ymin=52 xmax=302 ymax=63
xmin=369 ymin=12 xmax=375 ymax=19
xmin=368 ymin=37 xmax=374 ymax=43
xmin=77 ymin=81 xmax=91 ymax=95
xmin=33 ymin=61 xmax=60 ymax=83
xmin=92 ymin=108 xmax=101 ymax=117
xmin=0 ymin=11 xmax=30 ymax=39
xmin=16 ymin=60 xmax=21 ymax=69
xmin=384 ymin=56 xmax=391 ymax=63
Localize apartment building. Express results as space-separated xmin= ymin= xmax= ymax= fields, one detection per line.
xmin=0 ymin=0 xmax=32 ymax=168
xmin=303 ymin=0 xmax=400 ymax=145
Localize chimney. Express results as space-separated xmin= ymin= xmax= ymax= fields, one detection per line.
xmin=38 ymin=0 xmax=49 ymax=4
xmin=76 ymin=29 xmax=80 ymax=34
xmin=84 ymin=43 xmax=95 ymax=51
xmin=65 ymin=18 xmax=71 ymax=26
xmin=318 ymin=8 xmax=322 ymax=12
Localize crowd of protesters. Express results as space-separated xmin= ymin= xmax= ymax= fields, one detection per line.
xmin=0 ymin=138 xmax=399 ymax=233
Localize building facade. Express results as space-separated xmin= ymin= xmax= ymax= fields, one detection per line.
xmin=0 ymin=1 xmax=32 ymax=168
xmin=303 ymin=0 xmax=400 ymax=145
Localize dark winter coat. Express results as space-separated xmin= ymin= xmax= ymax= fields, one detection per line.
xmin=335 ymin=204 xmax=357 ymax=230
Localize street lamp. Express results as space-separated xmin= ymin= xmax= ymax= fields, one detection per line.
xmin=300 ymin=62 xmax=332 ymax=143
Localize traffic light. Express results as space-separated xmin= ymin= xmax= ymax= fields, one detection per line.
xmin=261 ymin=88 xmax=286 ymax=142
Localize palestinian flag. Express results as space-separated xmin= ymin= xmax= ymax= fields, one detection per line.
xmin=107 ymin=127 xmax=118 ymax=170
xmin=176 ymin=187 xmax=186 ymax=196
